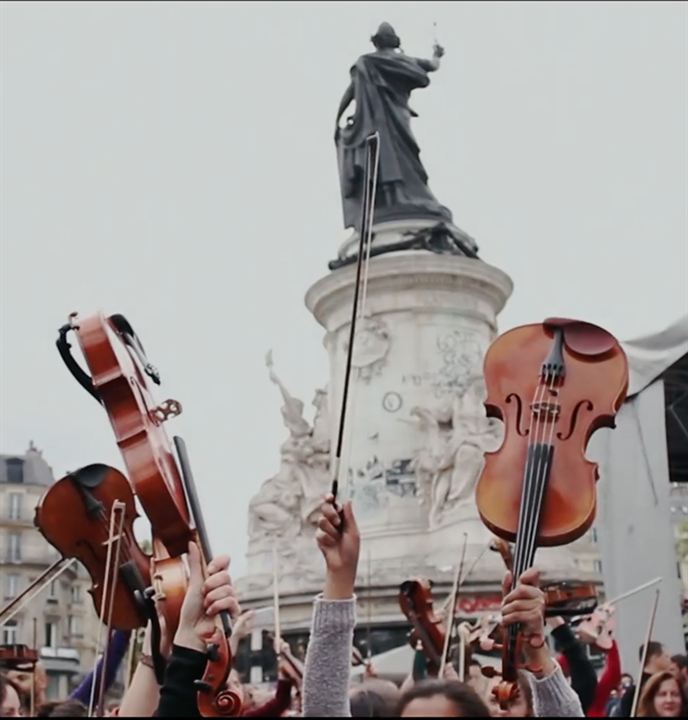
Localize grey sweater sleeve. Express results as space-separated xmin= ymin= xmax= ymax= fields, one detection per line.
xmin=529 ymin=662 xmax=585 ymax=717
xmin=302 ymin=595 xmax=356 ymax=718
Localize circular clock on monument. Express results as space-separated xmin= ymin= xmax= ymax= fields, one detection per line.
xmin=382 ymin=391 xmax=402 ymax=413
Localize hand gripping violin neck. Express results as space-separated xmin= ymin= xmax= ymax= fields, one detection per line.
xmin=475 ymin=318 xmax=628 ymax=709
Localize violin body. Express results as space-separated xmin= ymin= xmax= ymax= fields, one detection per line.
xmin=60 ymin=312 xmax=193 ymax=557
xmin=476 ymin=319 xmax=628 ymax=545
xmin=34 ymin=464 xmax=151 ymax=630
xmin=399 ymin=578 xmax=445 ymax=675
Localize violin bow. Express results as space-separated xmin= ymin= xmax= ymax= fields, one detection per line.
xmin=0 ymin=558 xmax=77 ymax=626
xmin=272 ymin=544 xmax=282 ymax=662
xmin=330 ymin=132 xmax=381 ymax=503
xmin=30 ymin=618 xmax=37 ymax=717
xmin=630 ymin=588 xmax=661 ymax=717
xmin=89 ymin=501 xmax=127 ymax=718
xmin=438 ymin=532 xmax=468 ymax=677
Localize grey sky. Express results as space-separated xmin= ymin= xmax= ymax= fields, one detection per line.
xmin=1 ymin=1 xmax=686 ymax=577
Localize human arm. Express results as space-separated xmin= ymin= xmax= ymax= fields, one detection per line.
xmin=302 ymin=496 xmax=360 ymax=717
xmin=548 ymin=616 xmax=597 ymax=712
xmin=501 ymin=569 xmax=584 ymax=717
xmin=587 ymin=640 xmax=621 ymax=717
xmin=118 ymin=625 xmax=161 ymax=717
xmin=155 ymin=543 xmax=240 ymax=718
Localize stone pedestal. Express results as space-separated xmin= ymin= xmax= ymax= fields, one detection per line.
xmin=237 ymin=242 xmax=599 ymax=643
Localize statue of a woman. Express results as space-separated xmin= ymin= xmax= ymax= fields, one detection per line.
xmin=335 ymin=22 xmax=453 ymax=230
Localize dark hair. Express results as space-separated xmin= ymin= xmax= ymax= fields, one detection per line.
xmin=350 ymin=688 xmax=393 ymax=717
xmin=671 ymin=654 xmax=687 ymax=669
xmin=36 ymin=699 xmax=88 ymax=717
xmin=0 ymin=673 xmax=6 ymax=707
xmin=397 ymin=679 xmax=491 ymax=717
xmin=640 ymin=641 xmax=664 ymax=662
xmin=637 ymin=671 xmax=685 ymax=717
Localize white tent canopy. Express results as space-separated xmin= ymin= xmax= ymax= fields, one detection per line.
xmin=589 ymin=314 xmax=688 ymax=672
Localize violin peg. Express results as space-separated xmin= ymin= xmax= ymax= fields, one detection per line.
xmin=481 ymin=666 xmax=501 ymax=679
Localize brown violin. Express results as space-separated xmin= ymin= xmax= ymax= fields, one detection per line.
xmin=35 ymin=464 xmax=151 ymax=630
xmin=57 ymin=313 xmax=240 ymax=716
xmin=475 ymin=318 xmax=628 ymax=709
xmin=399 ymin=578 xmax=445 ymax=676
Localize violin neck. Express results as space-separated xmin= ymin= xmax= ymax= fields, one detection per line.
xmin=173 ymin=435 xmax=233 ymax=638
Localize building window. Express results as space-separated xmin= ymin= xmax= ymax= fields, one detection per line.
xmin=68 ymin=615 xmax=82 ymax=638
xmin=45 ymin=621 xmax=58 ymax=649
xmin=5 ymin=573 xmax=19 ymax=600
xmin=593 ymin=559 xmax=603 ymax=574
xmin=71 ymin=585 xmax=82 ymax=604
xmin=2 ymin=620 xmax=18 ymax=645
xmin=8 ymin=493 xmax=22 ymax=520
xmin=47 ymin=579 xmax=58 ymax=602
xmin=8 ymin=532 xmax=21 ymax=562
xmin=5 ymin=459 xmax=24 ymax=484
xmin=591 ymin=527 xmax=598 ymax=543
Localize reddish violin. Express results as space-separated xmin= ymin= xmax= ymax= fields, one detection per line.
xmin=57 ymin=312 xmax=240 ymax=716
xmin=475 ymin=318 xmax=628 ymax=709
xmin=35 ymin=464 xmax=151 ymax=630
xmin=399 ymin=578 xmax=445 ymax=676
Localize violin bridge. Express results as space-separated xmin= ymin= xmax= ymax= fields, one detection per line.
xmin=529 ymin=401 xmax=561 ymax=420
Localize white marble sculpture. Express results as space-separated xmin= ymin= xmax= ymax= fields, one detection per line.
xmin=247 ymin=352 xmax=330 ymax=559
xmin=412 ymin=375 xmax=503 ymax=529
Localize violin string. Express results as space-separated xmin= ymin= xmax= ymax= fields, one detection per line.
xmin=336 ymin=132 xmax=381 ymax=500
xmin=507 ymin=367 xmax=552 ymax=666
xmin=520 ymin=371 xmax=558 ymax=596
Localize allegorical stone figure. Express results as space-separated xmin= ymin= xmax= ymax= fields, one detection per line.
xmin=335 ymin=22 xmax=452 ymax=230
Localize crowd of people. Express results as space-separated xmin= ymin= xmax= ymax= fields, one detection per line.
xmin=0 ymin=497 xmax=685 ymax=717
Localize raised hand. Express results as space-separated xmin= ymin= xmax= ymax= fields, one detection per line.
xmin=315 ymin=494 xmax=360 ymax=599
xmin=174 ymin=542 xmax=240 ymax=652
xmin=500 ymin=567 xmax=546 ymax=649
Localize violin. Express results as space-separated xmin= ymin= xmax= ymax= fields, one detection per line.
xmin=398 ymin=579 xmax=445 ymax=676
xmin=475 ymin=318 xmax=628 ymax=709
xmin=56 ymin=312 xmax=240 ymax=716
xmin=57 ymin=312 xmax=193 ymax=557
xmin=0 ymin=645 xmax=39 ymax=670
xmin=34 ymin=464 xmax=151 ymax=630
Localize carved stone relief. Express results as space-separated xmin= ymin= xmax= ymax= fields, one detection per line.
xmin=344 ymin=316 xmax=391 ymax=382
xmin=411 ymin=374 xmax=503 ymax=529
xmin=247 ymin=354 xmax=331 ymax=566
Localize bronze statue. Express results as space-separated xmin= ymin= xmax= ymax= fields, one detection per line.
xmin=335 ymin=22 xmax=453 ymax=231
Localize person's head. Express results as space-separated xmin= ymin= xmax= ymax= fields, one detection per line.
xmin=483 ymin=673 xmax=533 ymax=717
xmin=397 ymin=679 xmax=490 ymax=717
xmin=350 ymin=687 xmax=393 ymax=717
xmin=670 ymin=654 xmax=687 ymax=683
xmin=36 ymin=699 xmax=87 ymax=717
xmin=641 ymin=641 xmax=673 ymax=674
xmin=637 ymin=671 xmax=685 ymax=717
xmin=619 ymin=672 xmax=634 ymax=692
xmin=0 ymin=674 xmax=22 ymax=717
xmin=371 ymin=22 xmax=401 ymax=51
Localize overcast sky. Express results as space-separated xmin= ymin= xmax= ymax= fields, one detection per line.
xmin=2 ymin=1 xmax=686 ymax=578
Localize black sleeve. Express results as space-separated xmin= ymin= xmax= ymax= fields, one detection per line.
xmin=154 ymin=644 xmax=206 ymax=718
xmin=551 ymin=624 xmax=598 ymax=713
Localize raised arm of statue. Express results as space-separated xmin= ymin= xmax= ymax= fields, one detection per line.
xmin=417 ymin=44 xmax=444 ymax=73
